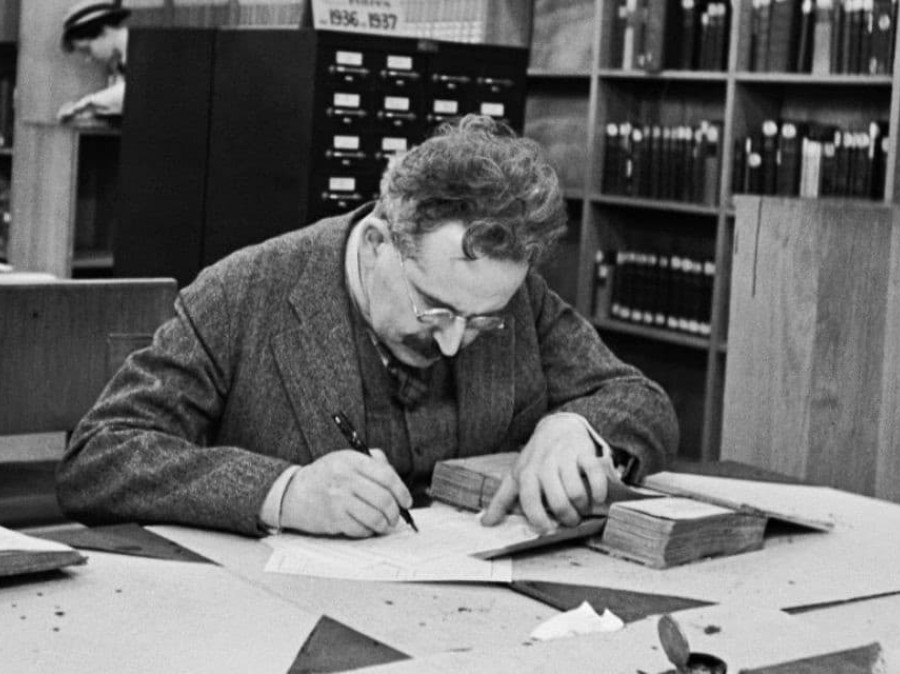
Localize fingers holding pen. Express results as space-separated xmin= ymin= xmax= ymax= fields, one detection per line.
xmin=280 ymin=449 xmax=412 ymax=537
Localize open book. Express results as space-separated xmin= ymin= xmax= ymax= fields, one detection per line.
xmin=1 ymin=525 xmax=87 ymax=577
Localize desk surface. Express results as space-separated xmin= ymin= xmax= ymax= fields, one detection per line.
xmin=3 ymin=487 xmax=900 ymax=673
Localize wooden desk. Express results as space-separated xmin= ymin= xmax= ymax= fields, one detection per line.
xmin=3 ymin=483 xmax=900 ymax=672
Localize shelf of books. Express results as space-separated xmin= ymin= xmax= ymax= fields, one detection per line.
xmin=525 ymin=0 xmax=900 ymax=461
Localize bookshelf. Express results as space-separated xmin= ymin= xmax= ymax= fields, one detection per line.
xmin=525 ymin=0 xmax=900 ymax=461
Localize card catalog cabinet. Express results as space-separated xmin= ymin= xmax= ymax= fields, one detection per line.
xmin=117 ymin=28 xmax=527 ymax=287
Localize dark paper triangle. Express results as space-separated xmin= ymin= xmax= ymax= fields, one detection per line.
xmin=288 ymin=615 xmax=410 ymax=673
xmin=40 ymin=523 xmax=215 ymax=564
xmin=510 ymin=579 xmax=713 ymax=624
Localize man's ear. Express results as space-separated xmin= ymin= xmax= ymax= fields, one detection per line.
xmin=359 ymin=215 xmax=392 ymax=255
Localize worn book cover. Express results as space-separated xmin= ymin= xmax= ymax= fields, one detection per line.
xmin=589 ymin=496 xmax=767 ymax=568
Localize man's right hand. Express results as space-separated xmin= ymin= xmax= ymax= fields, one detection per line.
xmin=279 ymin=449 xmax=413 ymax=537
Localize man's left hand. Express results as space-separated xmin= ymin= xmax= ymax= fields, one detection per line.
xmin=481 ymin=414 xmax=608 ymax=533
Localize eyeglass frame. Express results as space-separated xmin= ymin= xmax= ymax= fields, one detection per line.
xmin=393 ymin=244 xmax=507 ymax=333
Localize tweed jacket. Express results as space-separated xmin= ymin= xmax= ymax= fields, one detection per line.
xmin=57 ymin=207 xmax=679 ymax=536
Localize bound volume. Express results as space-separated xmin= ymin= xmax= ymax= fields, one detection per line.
xmin=589 ymin=497 xmax=767 ymax=569
xmin=1 ymin=525 xmax=87 ymax=577
xmin=428 ymin=452 xmax=514 ymax=511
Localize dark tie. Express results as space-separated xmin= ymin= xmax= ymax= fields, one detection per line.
xmin=371 ymin=340 xmax=431 ymax=409
xmin=384 ymin=354 xmax=431 ymax=409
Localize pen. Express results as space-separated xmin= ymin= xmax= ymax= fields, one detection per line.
xmin=331 ymin=411 xmax=419 ymax=533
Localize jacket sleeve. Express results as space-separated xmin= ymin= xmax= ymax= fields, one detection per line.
xmin=56 ymin=268 xmax=290 ymax=537
xmin=527 ymin=273 xmax=679 ymax=480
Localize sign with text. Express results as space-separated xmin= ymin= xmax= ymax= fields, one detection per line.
xmin=311 ymin=0 xmax=407 ymax=36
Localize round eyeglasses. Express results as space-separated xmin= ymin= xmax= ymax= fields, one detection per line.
xmin=395 ymin=247 xmax=506 ymax=332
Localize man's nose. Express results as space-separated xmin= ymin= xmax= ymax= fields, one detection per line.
xmin=432 ymin=319 xmax=467 ymax=357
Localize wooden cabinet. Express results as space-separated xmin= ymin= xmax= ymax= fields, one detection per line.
xmin=723 ymin=197 xmax=900 ymax=502
xmin=526 ymin=0 xmax=900 ymax=461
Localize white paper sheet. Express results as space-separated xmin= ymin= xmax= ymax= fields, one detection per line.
xmin=263 ymin=504 xmax=550 ymax=582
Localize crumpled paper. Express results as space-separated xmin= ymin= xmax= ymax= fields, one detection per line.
xmin=529 ymin=601 xmax=625 ymax=641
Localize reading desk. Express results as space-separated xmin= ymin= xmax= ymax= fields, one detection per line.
xmin=3 ymin=473 xmax=900 ymax=673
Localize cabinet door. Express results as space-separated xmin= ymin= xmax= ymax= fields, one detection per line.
xmin=116 ymin=28 xmax=215 ymax=288
xmin=722 ymin=196 xmax=900 ymax=502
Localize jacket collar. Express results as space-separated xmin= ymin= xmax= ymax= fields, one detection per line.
xmin=270 ymin=206 xmax=517 ymax=459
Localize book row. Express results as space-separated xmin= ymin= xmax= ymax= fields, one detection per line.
xmin=602 ymin=121 xmax=722 ymax=205
xmin=593 ymin=250 xmax=716 ymax=337
xmin=732 ymin=119 xmax=888 ymax=198
xmin=750 ymin=0 xmax=897 ymax=74
xmin=610 ymin=0 xmax=731 ymax=72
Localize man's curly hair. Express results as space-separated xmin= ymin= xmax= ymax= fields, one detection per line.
xmin=376 ymin=114 xmax=567 ymax=265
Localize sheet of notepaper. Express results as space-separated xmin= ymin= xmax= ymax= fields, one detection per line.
xmin=263 ymin=504 xmax=545 ymax=582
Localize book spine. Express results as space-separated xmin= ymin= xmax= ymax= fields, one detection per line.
xmin=812 ymin=0 xmax=835 ymax=74
xmin=760 ymin=119 xmax=780 ymax=194
xmin=642 ymin=0 xmax=674 ymax=71
xmin=681 ymin=0 xmax=698 ymax=68
xmin=869 ymin=0 xmax=894 ymax=72
xmin=758 ymin=0 xmax=773 ymax=70
xmin=797 ymin=0 xmax=815 ymax=71
xmin=610 ymin=0 xmax=629 ymax=68
xmin=768 ymin=0 xmax=801 ymax=72
xmin=603 ymin=123 xmax=621 ymax=194
xmin=776 ymin=120 xmax=804 ymax=195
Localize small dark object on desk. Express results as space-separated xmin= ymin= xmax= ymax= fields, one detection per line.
xmin=658 ymin=613 xmax=727 ymax=674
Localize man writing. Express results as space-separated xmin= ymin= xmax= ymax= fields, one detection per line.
xmin=57 ymin=115 xmax=678 ymax=537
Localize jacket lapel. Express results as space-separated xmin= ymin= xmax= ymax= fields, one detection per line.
xmin=455 ymin=317 xmax=516 ymax=458
xmin=270 ymin=216 xmax=366 ymax=460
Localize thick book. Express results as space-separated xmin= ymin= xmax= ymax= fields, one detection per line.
xmin=812 ymin=0 xmax=835 ymax=74
xmin=768 ymin=0 xmax=802 ymax=71
xmin=429 ymin=451 xmax=648 ymax=514
xmin=589 ymin=496 xmax=767 ymax=568
xmin=0 ymin=525 xmax=87 ymax=577
xmin=679 ymin=0 xmax=698 ymax=69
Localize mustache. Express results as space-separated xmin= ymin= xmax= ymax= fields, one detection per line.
xmin=400 ymin=334 xmax=442 ymax=361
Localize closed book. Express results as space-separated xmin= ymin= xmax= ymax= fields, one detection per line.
xmin=702 ymin=121 xmax=721 ymax=205
xmin=649 ymin=124 xmax=664 ymax=198
xmin=589 ymin=496 xmax=768 ymax=569
xmin=796 ymin=0 xmax=815 ymax=71
xmin=593 ymin=250 xmax=615 ymax=320
xmin=812 ymin=0 xmax=835 ymax=74
xmin=756 ymin=0 xmax=773 ymax=70
xmin=844 ymin=0 xmax=862 ymax=73
xmin=833 ymin=129 xmax=850 ymax=195
xmin=630 ymin=125 xmax=648 ymax=197
xmin=1 ymin=525 xmax=87 ymax=577
xmin=776 ymin=119 xmax=806 ymax=195
xmin=619 ymin=121 xmax=634 ymax=195
xmin=680 ymin=0 xmax=698 ymax=68
xmin=428 ymin=451 xmax=644 ymax=515
xmin=768 ymin=0 xmax=802 ymax=71
xmin=732 ymin=137 xmax=747 ymax=194
xmin=747 ymin=145 xmax=764 ymax=193
xmin=711 ymin=1 xmax=730 ymax=70
xmin=869 ymin=0 xmax=894 ymax=72
xmin=832 ymin=0 xmax=846 ymax=72
xmin=819 ymin=129 xmax=839 ymax=195
xmin=760 ymin=119 xmax=780 ymax=194
xmin=602 ymin=123 xmax=621 ymax=194
xmin=429 ymin=452 xmax=514 ymax=511
xmin=622 ymin=0 xmax=645 ymax=70
xmin=642 ymin=0 xmax=678 ymax=71
xmin=610 ymin=0 xmax=630 ymax=68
